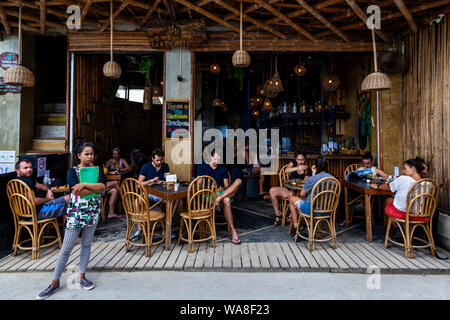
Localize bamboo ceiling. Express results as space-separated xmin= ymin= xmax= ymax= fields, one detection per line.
xmin=0 ymin=0 xmax=449 ymax=45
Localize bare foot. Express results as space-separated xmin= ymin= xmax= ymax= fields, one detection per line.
xmin=108 ymin=212 xmax=119 ymax=219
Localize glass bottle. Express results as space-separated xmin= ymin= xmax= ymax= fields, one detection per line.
xmin=292 ymin=102 xmax=297 ymax=114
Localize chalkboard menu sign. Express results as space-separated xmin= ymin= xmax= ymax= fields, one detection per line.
xmin=0 ymin=52 xmax=21 ymax=95
xmin=166 ymin=101 xmax=190 ymax=139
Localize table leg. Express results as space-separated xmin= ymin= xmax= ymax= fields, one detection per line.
xmin=165 ymin=200 xmax=173 ymax=250
xmin=365 ymin=195 xmax=372 ymax=242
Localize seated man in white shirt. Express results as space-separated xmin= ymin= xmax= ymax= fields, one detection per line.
xmin=358 ymin=152 xmax=389 ymax=179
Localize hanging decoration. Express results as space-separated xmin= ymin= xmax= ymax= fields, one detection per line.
xmin=212 ymin=68 xmax=221 ymax=107
xmin=263 ymin=56 xmax=283 ymax=98
xmin=323 ymin=59 xmax=340 ymax=92
xmin=294 ymin=56 xmax=306 ymax=76
xmin=252 ymin=109 xmax=260 ymax=117
xmin=263 ymin=98 xmax=272 ymax=111
xmin=152 ymin=86 xmax=162 ymax=96
xmin=256 ymin=84 xmax=264 ymax=96
xmin=210 ymin=63 xmax=220 ymax=74
xmin=103 ymin=0 xmax=122 ymax=79
xmin=4 ymin=5 xmax=35 ymax=87
xmin=361 ymin=28 xmax=392 ymax=91
xmin=232 ymin=1 xmax=251 ymax=67
xmin=140 ymin=57 xmax=155 ymax=111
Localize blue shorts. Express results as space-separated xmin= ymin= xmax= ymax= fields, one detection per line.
xmin=37 ymin=197 xmax=67 ymax=221
xmin=294 ymin=200 xmax=329 ymax=217
xmin=148 ymin=194 xmax=162 ymax=203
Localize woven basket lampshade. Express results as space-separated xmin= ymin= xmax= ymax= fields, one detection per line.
xmin=103 ymin=61 xmax=122 ymax=79
xmin=254 ymin=96 xmax=262 ymax=106
xmin=361 ymin=72 xmax=392 ymax=91
xmin=103 ymin=0 xmax=122 ymax=79
xmin=294 ymin=64 xmax=306 ymax=76
xmin=361 ymin=28 xmax=392 ymax=92
xmin=323 ymin=74 xmax=340 ymax=92
xmin=232 ymin=1 xmax=250 ymax=68
xmin=263 ymin=99 xmax=272 ymax=111
xmin=4 ymin=5 xmax=35 ymax=88
xmin=256 ymin=84 xmax=264 ymax=96
xmin=4 ymin=65 xmax=35 ymax=87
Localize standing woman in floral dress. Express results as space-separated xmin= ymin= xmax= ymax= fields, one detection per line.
xmin=36 ymin=142 xmax=106 ymax=300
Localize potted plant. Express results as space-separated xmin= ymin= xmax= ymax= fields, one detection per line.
xmin=140 ymin=57 xmax=155 ymax=110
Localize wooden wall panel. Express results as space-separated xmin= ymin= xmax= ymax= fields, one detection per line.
xmin=403 ymin=14 xmax=450 ymax=211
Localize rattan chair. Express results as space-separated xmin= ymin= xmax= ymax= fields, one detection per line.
xmin=279 ymin=164 xmax=291 ymax=227
xmin=384 ymin=179 xmax=438 ymax=259
xmin=294 ymin=177 xmax=341 ymax=251
xmin=178 ymin=176 xmax=217 ymax=253
xmin=6 ymin=179 xmax=62 ymax=260
xmin=120 ymin=178 xmax=164 ymax=257
xmin=344 ymin=163 xmax=364 ymax=226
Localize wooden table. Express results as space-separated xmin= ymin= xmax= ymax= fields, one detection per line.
xmin=145 ymin=183 xmax=189 ymax=250
xmin=106 ymin=171 xmax=133 ymax=182
xmin=342 ymin=180 xmax=393 ymax=243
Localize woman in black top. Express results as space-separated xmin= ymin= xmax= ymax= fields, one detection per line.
xmin=269 ymin=150 xmax=312 ymax=225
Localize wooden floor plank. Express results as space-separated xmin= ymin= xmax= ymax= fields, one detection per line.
xmin=104 ymin=244 xmax=129 ymax=270
xmin=315 ymin=244 xmax=340 ymax=270
xmin=154 ymin=243 xmax=175 ymax=270
xmin=41 ymin=243 xmax=84 ymax=272
xmin=264 ymin=242 xmax=281 ymax=269
xmin=143 ymin=244 xmax=165 ymax=270
xmin=256 ymin=242 xmax=270 ymax=270
xmin=337 ymin=243 xmax=368 ymax=269
xmin=240 ymin=243 xmax=251 ymax=269
xmin=114 ymin=246 xmax=139 ymax=270
xmin=319 ymin=244 xmax=351 ymax=270
xmin=332 ymin=246 xmax=362 ymax=271
xmin=25 ymin=246 xmax=61 ymax=272
xmin=373 ymin=243 xmax=419 ymax=270
xmin=360 ymin=243 xmax=401 ymax=270
xmin=346 ymin=243 xmax=389 ymax=269
xmin=414 ymin=249 xmax=449 ymax=270
xmin=123 ymin=246 xmax=146 ymax=271
xmin=231 ymin=242 xmax=242 ymax=269
xmin=365 ymin=243 xmax=409 ymax=270
xmin=0 ymin=251 xmax=33 ymax=271
xmin=174 ymin=244 xmax=189 ymax=270
xmin=184 ymin=243 xmax=200 ymax=270
xmin=278 ymin=243 xmax=299 ymax=269
xmin=247 ymin=242 xmax=261 ymax=269
xmin=295 ymin=242 xmax=321 ymax=269
xmin=222 ymin=243 xmax=232 ymax=270
xmin=272 ymin=243 xmax=290 ymax=269
xmin=389 ymin=245 xmax=429 ymax=269
xmin=212 ymin=243 xmax=224 ymax=269
xmin=287 ymin=242 xmax=310 ymax=268
xmin=93 ymin=242 xmax=124 ymax=270
xmin=341 ymin=243 xmax=376 ymax=269
xmin=163 ymin=244 xmax=183 ymax=270
xmin=87 ymin=242 xmax=116 ymax=270
xmin=193 ymin=242 xmax=206 ymax=269
xmin=202 ymin=244 xmax=214 ymax=270
xmin=405 ymin=250 xmax=439 ymax=269
xmin=15 ymin=247 xmax=56 ymax=272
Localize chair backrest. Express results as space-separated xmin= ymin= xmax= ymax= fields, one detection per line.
xmin=121 ymin=190 xmax=150 ymax=221
xmin=344 ymin=163 xmax=362 ymax=177
xmin=187 ymin=175 xmax=217 ymax=217
xmin=310 ymin=176 xmax=341 ymax=217
xmin=279 ymin=164 xmax=290 ymax=187
xmin=406 ymin=179 xmax=438 ymax=219
xmin=121 ymin=177 xmax=148 ymax=204
xmin=6 ymin=179 xmax=37 ymax=220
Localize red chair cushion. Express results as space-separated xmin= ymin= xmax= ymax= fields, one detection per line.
xmin=385 ymin=202 xmax=429 ymax=222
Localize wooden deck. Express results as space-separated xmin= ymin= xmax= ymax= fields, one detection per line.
xmin=1 ymin=240 xmax=449 ymax=274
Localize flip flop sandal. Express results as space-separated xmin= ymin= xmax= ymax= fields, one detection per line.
xmin=231 ymin=237 xmax=241 ymax=245
xmin=274 ymin=215 xmax=282 ymax=226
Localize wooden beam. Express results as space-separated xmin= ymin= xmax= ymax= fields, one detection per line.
xmin=295 ymin=0 xmax=349 ymax=43
xmin=80 ymin=0 xmax=93 ymax=26
xmin=162 ymin=0 xmax=175 ymax=20
xmin=173 ymin=0 xmax=241 ymax=34
xmin=253 ymin=0 xmax=316 ymax=41
xmin=136 ymin=0 xmax=161 ymax=30
xmin=393 ymin=0 xmax=417 ymax=33
xmin=344 ymin=0 xmax=389 ymax=43
xmin=40 ymin=0 xmax=45 ymax=33
xmin=246 ymin=0 xmax=340 ymax=31
xmin=10 ymin=20 xmax=40 ymax=33
xmin=0 ymin=6 xmax=11 ymax=34
xmin=100 ymin=0 xmax=132 ymax=32
xmin=3 ymin=7 xmax=66 ymax=30
xmin=212 ymin=0 xmax=286 ymax=39
xmin=225 ymin=0 xmax=280 ymax=21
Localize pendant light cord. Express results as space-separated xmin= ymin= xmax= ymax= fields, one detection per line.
xmin=110 ymin=0 xmax=113 ymax=62
xmin=18 ymin=4 xmax=22 ymax=64
xmin=240 ymin=1 xmax=243 ymax=51
xmin=371 ymin=28 xmax=378 ymax=72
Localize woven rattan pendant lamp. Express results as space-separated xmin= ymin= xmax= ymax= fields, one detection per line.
xmin=232 ymin=1 xmax=251 ymax=67
xmin=4 ymin=5 xmax=35 ymax=87
xmin=103 ymin=0 xmax=122 ymax=79
xmin=361 ymin=28 xmax=391 ymax=91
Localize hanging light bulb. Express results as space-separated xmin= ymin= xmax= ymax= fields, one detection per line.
xmin=323 ymin=74 xmax=340 ymax=92
xmin=252 ymin=109 xmax=260 ymax=117
xmin=263 ymin=99 xmax=272 ymax=111
xmin=294 ymin=64 xmax=306 ymax=76
xmin=254 ymin=96 xmax=262 ymax=106
xmin=213 ymin=98 xmax=222 ymax=107
xmin=210 ymin=63 xmax=220 ymax=74
xmin=160 ymin=80 xmax=164 ymax=87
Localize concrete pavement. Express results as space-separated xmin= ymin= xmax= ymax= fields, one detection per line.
xmin=1 ymin=271 xmax=449 ymax=300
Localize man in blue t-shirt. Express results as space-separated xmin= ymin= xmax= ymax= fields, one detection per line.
xmin=288 ymin=157 xmax=335 ymax=232
xmin=15 ymin=159 xmax=69 ymax=221
xmin=135 ymin=148 xmax=178 ymax=239
xmin=197 ymin=149 xmax=242 ymax=245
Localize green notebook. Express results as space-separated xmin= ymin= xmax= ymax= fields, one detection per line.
xmin=79 ymin=166 xmax=99 ymax=199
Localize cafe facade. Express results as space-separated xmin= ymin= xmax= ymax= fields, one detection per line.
xmin=0 ymin=2 xmax=449 ymax=215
